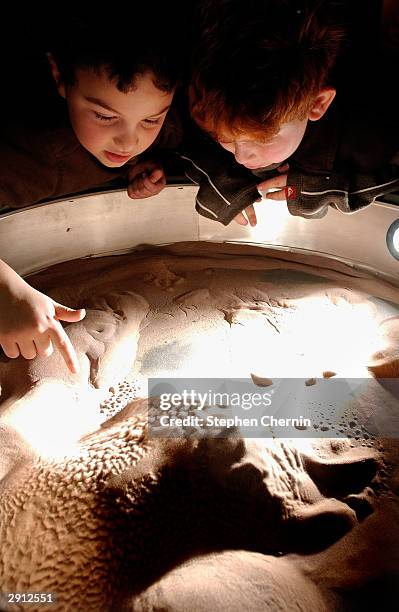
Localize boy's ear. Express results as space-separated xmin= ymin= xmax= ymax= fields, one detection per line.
xmin=308 ymin=88 xmax=336 ymax=121
xmin=47 ymin=53 xmax=66 ymax=98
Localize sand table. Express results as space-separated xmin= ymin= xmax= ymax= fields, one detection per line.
xmin=0 ymin=242 xmax=398 ymax=610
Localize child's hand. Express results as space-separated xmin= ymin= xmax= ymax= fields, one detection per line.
xmin=0 ymin=269 xmax=85 ymax=373
xmin=257 ymin=163 xmax=289 ymax=201
xmin=233 ymin=199 xmax=262 ymax=227
xmin=234 ymin=163 xmax=290 ymax=227
xmin=127 ymin=160 xmax=166 ymax=199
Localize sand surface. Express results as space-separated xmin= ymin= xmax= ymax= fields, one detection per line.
xmin=0 ymin=242 xmax=398 ymax=611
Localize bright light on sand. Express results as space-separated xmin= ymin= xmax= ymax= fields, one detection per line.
xmin=1 ymin=381 xmax=104 ymax=457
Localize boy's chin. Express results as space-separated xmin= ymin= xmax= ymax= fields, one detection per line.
xmin=100 ymin=159 xmax=127 ymax=168
xmin=92 ymin=151 xmax=132 ymax=168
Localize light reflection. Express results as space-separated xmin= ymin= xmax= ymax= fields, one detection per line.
xmin=2 ymin=286 xmax=386 ymax=456
xmin=1 ymin=381 xmax=104 ymax=458
xmin=154 ymin=292 xmax=383 ymax=380
xmin=153 ymin=290 xmax=385 ymax=441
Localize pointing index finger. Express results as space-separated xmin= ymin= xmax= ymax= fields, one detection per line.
xmin=49 ymin=322 xmax=80 ymax=374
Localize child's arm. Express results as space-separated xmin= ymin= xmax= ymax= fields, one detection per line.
xmin=0 ymin=259 xmax=85 ymax=373
xmin=180 ymin=110 xmax=399 ymax=225
xmin=285 ymin=157 xmax=399 ymax=219
xmin=232 ymin=159 xmax=399 ymax=224
xmin=282 ymin=105 xmax=399 ymax=218
xmin=127 ymin=159 xmax=166 ymax=200
xmin=180 ymin=134 xmax=270 ymax=226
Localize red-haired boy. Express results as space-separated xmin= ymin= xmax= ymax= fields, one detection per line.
xmin=183 ymin=0 xmax=399 ymax=226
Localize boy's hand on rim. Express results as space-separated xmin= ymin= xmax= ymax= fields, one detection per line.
xmin=127 ymin=160 xmax=166 ymax=199
xmin=234 ymin=163 xmax=290 ymax=226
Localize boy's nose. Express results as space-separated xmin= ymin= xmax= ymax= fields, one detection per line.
xmin=113 ymin=130 xmax=139 ymax=152
xmin=234 ymin=143 xmax=257 ymax=165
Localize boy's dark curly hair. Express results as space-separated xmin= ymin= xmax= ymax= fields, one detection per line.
xmin=190 ymin=0 xmax=347 ymax=140
xmin=48 ymin=3 xmax=188 ymax=93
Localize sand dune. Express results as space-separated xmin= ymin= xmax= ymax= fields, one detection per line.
xmin=1 ymin=243 xmax=398 ymax=611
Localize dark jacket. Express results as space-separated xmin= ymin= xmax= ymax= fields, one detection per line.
xmin=0 ymin=111 xmax=182 ymax=212
xmin=180 ymin=99 xmax=399 ymax=225
xmin=0 ymin=119 xmax=126 ymax=210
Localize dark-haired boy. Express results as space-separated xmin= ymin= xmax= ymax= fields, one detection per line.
xmin=0 ymin=6 xmax=185 ymax=372
xmin=183 ymin=0 xmax=399 ymax=226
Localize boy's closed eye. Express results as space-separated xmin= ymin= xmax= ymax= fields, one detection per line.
xmin=93 ymin=111 xmax=167 ymax=127
xmin=94 ymin=111 xmax=117 ymax=122
xmin=142 ymin=116 xmax=163 ymax=126
xmin=142 ymin=108 xmax=170 ymax=127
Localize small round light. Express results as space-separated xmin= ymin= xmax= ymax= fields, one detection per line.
xmin=386 ymin=219 xmax=399 ymax=261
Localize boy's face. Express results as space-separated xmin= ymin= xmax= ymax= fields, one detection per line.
xmin=214 ymin=88 xmax=336 ymax=170
xmin=57 ymin=67 xmax=173 ymax=167
xmin=217 ymin=118 xmax=308 ymax=170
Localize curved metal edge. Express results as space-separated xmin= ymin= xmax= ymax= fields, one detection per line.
xmin=0 ymin=186 xmax=398 ymax=283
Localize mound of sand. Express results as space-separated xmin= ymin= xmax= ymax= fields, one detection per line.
xmin=1 ymin=242 xmax=398 ymax=610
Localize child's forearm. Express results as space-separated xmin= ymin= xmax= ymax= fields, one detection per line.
xmin=0 ymin=259 xmax=26 ymax=296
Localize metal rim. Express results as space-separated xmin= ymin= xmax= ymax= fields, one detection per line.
xmin=386 ymin=218 xmax=399 ymax=261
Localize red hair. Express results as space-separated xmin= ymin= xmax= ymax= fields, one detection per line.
xmin=190 ymin=0 xmax=345 ymax=140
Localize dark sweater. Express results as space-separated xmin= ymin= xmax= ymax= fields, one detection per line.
xmin=179 ymin=0 xmax=399 ymax=225
xmin=180 ymin=96 xmax=399 ymax=225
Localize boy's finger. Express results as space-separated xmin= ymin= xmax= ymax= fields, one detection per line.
xmin=128 ymin=186 xmax=153 ymax=199
xmin=18 ymin=340 xmax=37 ymax=360
xmin=257 ymin=173 xmax=287 ymax=193
xmin=244 ymin=204 xmax=257 ymax=226
xmin=54 ymin=304 xmax=86 ymax=323
xmin=264 ymin=189 xmax=287 ymax=201
xmin=34 ymin=336 xmax=54 ymax=358
xmin=127 ymin=183 xmax=143 ymax=199
xmin=128 ymin=174 xmax=165 ymax=199
xmin=278 ymin=163 xmax=289 ymax=173
xmin=128 ymin=174 xmax=146 ymax=195
xmin=234 ymin=212 xmax=248 ymax=226
xmin=1 ymin=341 xmax=20 ymax=359
xmin=149 ymin=168 xmax=164 ymax=183
xmin=142 ymin=175 xmax=162 ymax=193
xmin=49 ymin=323 xmax=80 ymax=374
